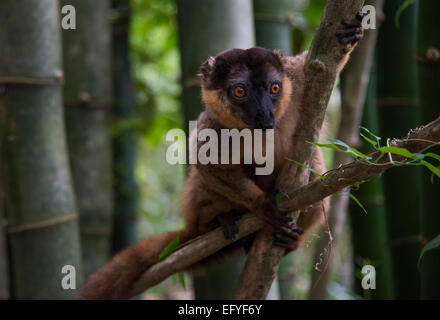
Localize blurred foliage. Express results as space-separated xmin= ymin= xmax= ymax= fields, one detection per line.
xmin=131 ymin=0 xmax=182 ymax=144
xmin=130 ymin=0 xmax=184 ymax=240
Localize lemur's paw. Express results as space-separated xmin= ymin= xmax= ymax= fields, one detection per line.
xmin=259 ymin=199 xmax=292 ymax=231
xmin=336 ymin=11 xmax=364 ymax=45
xmin=272 ymin=222 xmax=304 ymax=251
xmin=218 ymin=211 xmax=240 ymax=240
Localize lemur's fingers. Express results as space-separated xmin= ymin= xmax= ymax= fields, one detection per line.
xmin=341 ymin=11 xmax=363 ymax=28
xmin=272 ymin=222 xmax=303 ymax=251
xmin=277 ymin=222 xmax=303 ymax=238
xmin=222 ymin=222 xmax=238 ymax=240
xmin=289 ymin=222 xmax=304 ymax=235
xmin=340 ymin=33 xmax=363 ymax=45
xmin=336 ymin=27 xmax=360 ymax=37
xmin=274 ymin=232 xmax=297 ymax=244
xmin=356 ymin=11 xmax=365 ymax=22
xmin=273 ymin=231 xmax=299 ymax=251
xmin=218 ymin=211 xmax=240 ymax=240
xmin=337 ymin=12 xmax=364 ymax=45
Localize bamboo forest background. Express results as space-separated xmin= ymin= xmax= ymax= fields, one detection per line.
xmin=0 ymin=0 xmax=439 ymax=300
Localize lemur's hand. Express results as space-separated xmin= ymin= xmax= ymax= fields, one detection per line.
xmin=254 ymin=196 xmax=303 ymax=252
xmin=273 ymin=221 xmax=304 ymax=252
xmin=217 ymin=211 xmax=241 ymax=240
xmin=336 ymin=11 xmax=364 ymax=45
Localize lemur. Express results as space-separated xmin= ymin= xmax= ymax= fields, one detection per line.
xmin=79 ymin=12 xmax=364 ymax=299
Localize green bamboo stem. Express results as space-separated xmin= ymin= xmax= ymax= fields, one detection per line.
xmin=0 ymin=0 xmax=82 ymax=299
xmin=0 ymin=181 xmax=9 ymax=299
xmin=253 ymin=0 xmax=295 ymax=54
xmin=0 ymin=112 xmax=8 ymax=299
xmin=61 ymin=0 xmax=114 ymax=279
xmin=177 ymin=0 xmax=258 ymax=299
xmin=111 ymin=0 xmax=138 ymax=254
xmin=350 ymin=69 xmax=394 ymax=300
xmin=376 ymin=0 xmax=422 ymax=299
xmin=416 ymin=0 xmax=440 ymax=300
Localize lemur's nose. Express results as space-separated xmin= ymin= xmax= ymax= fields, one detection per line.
xmin=258 ymin=112 xmax=274 ymax=130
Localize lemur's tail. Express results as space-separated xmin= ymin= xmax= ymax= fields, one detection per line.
xmin=78 ymin=228 xmax=194 ymax=300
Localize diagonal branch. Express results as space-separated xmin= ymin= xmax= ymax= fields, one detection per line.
xmin=130 ymin=116 xmax=440 ymax=297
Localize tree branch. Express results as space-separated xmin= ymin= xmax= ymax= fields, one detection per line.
xmin=129 ymin=116 xmax=440 ymax=297
xmin=234 ymin=0 xmax=366 ymax=299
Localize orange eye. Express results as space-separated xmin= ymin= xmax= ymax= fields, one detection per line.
xmin=234 ymin=86 xmax=246 ymax=98
xmin=270 ymin=83 xmax=281 ymax=94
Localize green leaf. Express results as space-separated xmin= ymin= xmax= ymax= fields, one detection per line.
xmin=288 ymin=158 xmax=326 ymax=180
xmin=350 ymin=193 xmax=367 ymax=214
xmin=177 ymin=272 xmax=186 ymax=289
xmin=418 ymin=234 xmax=440 ymax=270
xmin=158 ymin=235 xmax=180 ymax=261
xmin=328 ymin=138 xmax=371 ymax=160
xmin=308 ymin=140 xmax=371 ymax=160
xmin=395 ymin=0 xmax=415 ymax=29
xmin=360 ymin=126 xmax=382 ymax=147
xmin=360 ymin=126 xmax=381 ymax=140
xmin=421 ymin=160 xmax=440 ymax=179
xmin=378 ymin=146 xmax=420 ymax=160
xmin=360 ymin=132 xmax=378 ymax=147
xmin=274 ymin=193 xmax=281 ymax=206
xmin=425 ymin=152 xmax=440 ymax=163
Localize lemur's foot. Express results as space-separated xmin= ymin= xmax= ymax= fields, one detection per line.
xmin=336 ymin=11 xmax=364 ymax=45
xmin=273 ymin=222 xmax=304 ymax=251
xmin=218 ymin=211 xmax=240 ymax=240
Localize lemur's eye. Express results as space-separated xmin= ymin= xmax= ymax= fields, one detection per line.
xmin=234 ymin=86 xmax=246 ymax=98
xmin=270 ymin=83 xmax=281 ymax=95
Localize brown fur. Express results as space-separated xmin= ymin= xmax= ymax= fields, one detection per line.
xmin=78 ymin=45 xmax=356 ymax=299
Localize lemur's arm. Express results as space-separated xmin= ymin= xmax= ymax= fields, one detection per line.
xmin=196 ymin=163 xmax=290 ymax=230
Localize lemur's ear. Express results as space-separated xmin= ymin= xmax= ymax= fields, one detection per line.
xmin=272 ymin=49 xmax=284 ymax=64
xmin=198 ymin=56 xmax=216 ymax=82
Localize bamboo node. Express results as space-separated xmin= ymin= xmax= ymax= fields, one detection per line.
xmin=0 ymin=74 xmax=64 ymax=86
xmin=7 ymin=213 xmax=78 ymax=234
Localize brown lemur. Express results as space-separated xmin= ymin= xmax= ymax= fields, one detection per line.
xmin=79 ymin=13 xmax=364 ymax=299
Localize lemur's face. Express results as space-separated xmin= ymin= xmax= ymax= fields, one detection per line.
xmin=200 ymin=47 xmax=292 ymax=130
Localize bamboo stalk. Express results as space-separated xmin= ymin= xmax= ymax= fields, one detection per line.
xmin=111 ymin=0 xmax=138 ymax=253
xmin=0 ymin=172 xmax=9 ymax=299
xmin=61 ymin=0 xmax=114 ymax=279
xmin=0 ymin=0 xmax=83 ymax=299
xmin=253 ymin=0 xmax=295 ymax=54
xmin=416 ymin=0 xmax=440 ymax=300
xmin=376 ymin=0 xmax=422 ymax=299
xmin=349 ymin=69 xmax=394 ymax=299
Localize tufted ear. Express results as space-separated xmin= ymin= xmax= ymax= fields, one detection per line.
xmin=198 ymin=56 xmax=216 ymax=82
xmin=272 ymin=49 xmax=284 ymax=65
